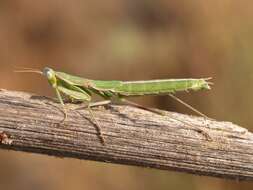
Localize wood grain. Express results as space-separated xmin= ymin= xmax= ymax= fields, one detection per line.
xmin=0 ymin=89 xmax=252 ymax=180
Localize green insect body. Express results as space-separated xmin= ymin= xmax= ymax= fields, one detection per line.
xmin=18 ymin=67 xmax=211 ymax=144
xmin=46 ymin=68 xmax=211 ymax=102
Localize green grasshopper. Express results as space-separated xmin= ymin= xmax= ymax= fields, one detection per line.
xmin=17 ymin=67 xmax=211 ymax=144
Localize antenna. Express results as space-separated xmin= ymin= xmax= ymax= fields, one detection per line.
xmin=14 ymin=67 xmax=42 ymax=75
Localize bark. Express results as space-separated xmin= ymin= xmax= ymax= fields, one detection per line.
xmin=0 ymin=89 xmax=252 ymax=180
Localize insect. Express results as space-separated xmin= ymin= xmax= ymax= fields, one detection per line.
xmin=16 ymin=67 xmax=212 ymax=144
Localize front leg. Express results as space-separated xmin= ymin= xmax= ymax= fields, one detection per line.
xmin=55 ymin=87 xmax=68 ymax=123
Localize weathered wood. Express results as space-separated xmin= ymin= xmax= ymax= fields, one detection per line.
xmin=0 ymin=89 xmax=252 ymax=180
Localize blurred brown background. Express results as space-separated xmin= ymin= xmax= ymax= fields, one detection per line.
xmin=0 ymin=0 xmax=253 ymax=189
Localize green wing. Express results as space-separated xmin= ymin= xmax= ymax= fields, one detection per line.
xmin=113 ymin=78 xmax=211 ymax=96
xmin=92 ymin=80 xmax=122 ymax=90
xmin=55 ymin=71 xmax=210 ymax=97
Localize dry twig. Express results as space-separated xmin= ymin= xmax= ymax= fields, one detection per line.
xmin=0 ymin=89 xmax=252 ymax=180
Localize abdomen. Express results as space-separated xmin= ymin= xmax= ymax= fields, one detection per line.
xmin=114 ymin=78 xmax=211 ymax=96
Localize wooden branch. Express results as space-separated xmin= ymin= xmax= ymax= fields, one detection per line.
xmin=0 ymin=89 xmax=253 ymax=180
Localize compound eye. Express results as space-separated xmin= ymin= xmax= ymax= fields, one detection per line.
xmin=43 ymin=67 xmax=54 ymax=79
xmin=46 ymin=71 xmax=53 ymax=79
